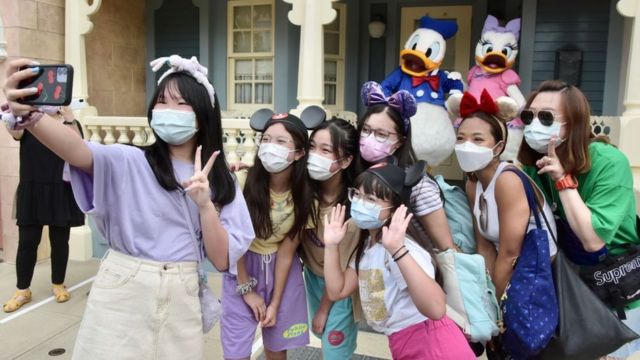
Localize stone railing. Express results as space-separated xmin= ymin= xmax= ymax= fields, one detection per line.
xmin=80 ymin=113 xmax=261 ymax=187
xmin=81 ymin=109 xmax=361 ymax=166
xmin=81 ymin=115 xmax=259 ymax=166
xmin=80 ymin=113 xmax=619 ymax=160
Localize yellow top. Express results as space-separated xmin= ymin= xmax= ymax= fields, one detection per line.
xmin=299 ymin=204 xmax=363 ymax=322
xmin=300 ymin=205 xmax=361 ymax=276
xmin=249 ymin=190 xmax=314 ymax=255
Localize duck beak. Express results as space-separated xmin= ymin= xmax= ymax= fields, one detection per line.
xmin=476 ymin=52 xmax=510 ymax=74
xmin=400 ymin=49 xmax=439 ymax=77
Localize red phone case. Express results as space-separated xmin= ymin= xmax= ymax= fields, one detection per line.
xmin=18 ymin=65 xmax=74 ymax=106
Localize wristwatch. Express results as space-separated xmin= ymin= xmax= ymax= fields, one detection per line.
xmin=63 ymin=120 xmax=75 ymax=125
xmin=555 ymin=173 xmax=578 ymax=191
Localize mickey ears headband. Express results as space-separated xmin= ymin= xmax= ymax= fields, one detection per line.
xmin=366 ymin=157 xmax=426 ymax=200
xmin=249 ymin=105 xmax=326 ymax=132
xmin=361 ymin=81 xmax=417 ymax=135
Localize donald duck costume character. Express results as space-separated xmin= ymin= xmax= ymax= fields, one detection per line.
xmin=381 ymin=16 xmax=464 ymax=166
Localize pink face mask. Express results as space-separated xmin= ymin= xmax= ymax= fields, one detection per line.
xmin=359 ymin=134 xmax=396 ymax=163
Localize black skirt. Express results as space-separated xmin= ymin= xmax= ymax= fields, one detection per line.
xmin=15 ymin=130 xmax=84 ymax=227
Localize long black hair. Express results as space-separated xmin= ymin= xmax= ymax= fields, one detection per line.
xmin=310 ymin=117 xmax=358 ymax=209
xmin=349 ymin=171 xmax=438 ymax=275
xmin=143 ymin=72 xmax=236 ymax=206
xmin=355 ymin=104 xmax=417 ymax=175
xmin=244 ymin=120 xmax=317 ymax=242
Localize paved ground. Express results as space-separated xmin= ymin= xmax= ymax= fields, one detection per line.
xmin=2 ymin=259 xmax=636 ymax=360
xmin=0 ymin=259 xmax=393 ymax=360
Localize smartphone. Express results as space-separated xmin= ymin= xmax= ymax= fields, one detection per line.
xmin=18 ymin=64 xmax=74 ymax=106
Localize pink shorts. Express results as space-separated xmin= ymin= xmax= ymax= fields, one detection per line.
xmin=388 ymin=316 xmax=475 ymax=360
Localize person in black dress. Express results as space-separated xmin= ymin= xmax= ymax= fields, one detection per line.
xmin=3 ymin=106 xmax=84 ymax=312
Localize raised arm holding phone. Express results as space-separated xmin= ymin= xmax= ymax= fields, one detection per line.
xmin=2 ymin=57 xmax=255 ymax=358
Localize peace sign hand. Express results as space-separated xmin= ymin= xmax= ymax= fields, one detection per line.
xmin=323 ymin=204 xmax=348 ymax=247
xmin=182 ymin=146 xmax=220 ymax=210
xmin=535 ymin=137 xmax=566 ymax=181
xmin=381 ymin=205 xmax=413 ymax=253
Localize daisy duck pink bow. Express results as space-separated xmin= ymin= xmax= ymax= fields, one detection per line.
xmin=150 ymin=55 xmax=216 ymax=108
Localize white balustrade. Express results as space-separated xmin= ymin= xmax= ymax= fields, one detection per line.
xmin=80 ymin=115 xmax=257 ymax=166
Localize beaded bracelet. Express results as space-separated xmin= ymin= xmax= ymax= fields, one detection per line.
xmin=236 ymin=277 xmax=257 ymax=295
xmin=394 ymin=249 xmax=410 ymax=262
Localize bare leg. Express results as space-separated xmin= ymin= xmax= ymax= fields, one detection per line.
xmin=264 ymin=348 xmax=286 ymax=360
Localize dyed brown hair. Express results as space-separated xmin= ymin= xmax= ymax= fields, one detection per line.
xmin=517 ymin=80 xmax=602 ymax=174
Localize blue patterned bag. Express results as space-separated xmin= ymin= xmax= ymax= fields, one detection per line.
xmin=500 ymin=168 xmax=558 ymax=359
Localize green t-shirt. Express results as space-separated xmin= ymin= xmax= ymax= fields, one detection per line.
xmin=523 ymin=142 xmax=638 ymax=253
xmin=523 ymin=141 xmax=640 ymax=309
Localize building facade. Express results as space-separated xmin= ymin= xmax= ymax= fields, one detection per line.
xmin=0 ymin=0 xmax=638 ymax=261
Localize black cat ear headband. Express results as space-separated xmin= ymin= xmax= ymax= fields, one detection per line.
xmin=366 ymin=157 xmax=426 ymax=204
xmin=249 ymin=105 xmax=326 ymax=132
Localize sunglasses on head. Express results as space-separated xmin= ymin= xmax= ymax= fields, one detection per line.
xmin=520 ymin=110 xmax=558 ymax=126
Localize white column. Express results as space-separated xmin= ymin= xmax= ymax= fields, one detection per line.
xmin=65 ymin=0 xmax=102 ymax=103
xmin=64 ymin=0 xmax=103 ymax=260
xmin=0 ymin=13 xmax=7 ymax=62
xmin=284 ymin=0 xmax=336 ymax=114
xmin=616 ymin=0 xmax=640 ymax=214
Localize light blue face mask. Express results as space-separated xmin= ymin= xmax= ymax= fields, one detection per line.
xmin=350 ymin=198 xmax=391 ymax=230
xmin=151 ymin=109 xmax=198 ymax=145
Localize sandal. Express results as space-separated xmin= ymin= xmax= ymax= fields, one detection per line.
xmin=52 ymin=284 xmax=70 ymax=303
xmin=3 ymin=289 xmax=32 ymax=313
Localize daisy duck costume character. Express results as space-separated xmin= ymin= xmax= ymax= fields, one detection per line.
xmin=447 ymin=15 xmax=525 ymax=162
xmin=381 ymin=16 xmax=464 ymax=167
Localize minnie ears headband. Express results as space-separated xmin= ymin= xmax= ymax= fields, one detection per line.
xmin=366 ymin=157 xmax=426 ymax=202
xmin=454 ymin=89 xmax=520 ymax=138
xmin=361 ymin=81 xmax=417 ymax=135
xmin=460 ymin=89 xmax=499 ymax=118
xmin=150 ymin=55 xmax=216 ymax=109
xmin=249 ymin=105 xmax=326 ymax=132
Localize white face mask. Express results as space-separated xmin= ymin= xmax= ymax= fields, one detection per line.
xmin=454 ymin=141 xmax=499 ymax=172
xmin=524 ymin=118 xmax=565 ymax=154
xmin=258 ymin=143 xmax=294 ymax=173
xmin=307 ymin=153 xmax=339 ymax=181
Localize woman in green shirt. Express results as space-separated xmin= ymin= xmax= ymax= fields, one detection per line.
xmin=518 ymin=80 xmax=640 ymax=359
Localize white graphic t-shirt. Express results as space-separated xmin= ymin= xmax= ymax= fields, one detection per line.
xmin=350 ymin=236 xmax=436 ymax=335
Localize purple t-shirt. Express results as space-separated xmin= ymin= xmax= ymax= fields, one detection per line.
xmin=69 ymin=142 xmax=254 ymax=274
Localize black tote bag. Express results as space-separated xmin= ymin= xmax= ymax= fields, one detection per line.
xmin=539 ymin=250 xmax=639 ymax=360
xmin=537 ymin=210 xmax=639 ymax=360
